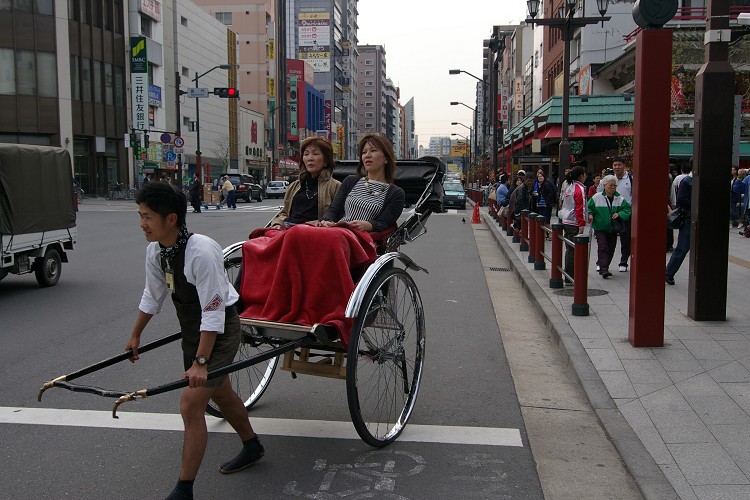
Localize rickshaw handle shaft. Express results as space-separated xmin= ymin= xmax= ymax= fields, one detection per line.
xmin=38 ymin=332 xmax=182 ymax=402
xmin=112 ymin=335 xmax=314 ymax=418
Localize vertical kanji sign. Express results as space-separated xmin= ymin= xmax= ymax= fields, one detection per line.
xmin=130 ymin=37 xmax=149 ymax=131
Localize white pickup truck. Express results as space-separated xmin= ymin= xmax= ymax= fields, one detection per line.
xmin=0 ymin=144 xmax=77 ymax=287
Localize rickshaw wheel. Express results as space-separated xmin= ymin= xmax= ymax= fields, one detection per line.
xmin=346 ymin=267 xmax=425 ymax=447
xmin=206 ymin=242 xmax=279 ymax=418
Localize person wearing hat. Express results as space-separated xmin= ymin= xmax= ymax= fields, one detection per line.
xmin=517 ymin=169 xmax=526 ymax=179
xmin=221 ymin=175 xmax=236 ymax=210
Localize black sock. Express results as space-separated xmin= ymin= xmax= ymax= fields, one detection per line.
xmin=166 ymin=480 xmax=194 ymax=500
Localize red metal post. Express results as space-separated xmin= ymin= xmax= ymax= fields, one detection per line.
xmin=534 ymin=214 xmax=546 ymax=270
xmin=628 ymin=29 xmax=672 ymax=346
xmin=550 ymin=223 xmax=563 ymax=288
xmin=528 ymin=212 xmax=538 ymax=263
xmin=572 ymin=235 xmax=589 ymax=316
xmin=520 ymin=210 xmax=530 ymax=251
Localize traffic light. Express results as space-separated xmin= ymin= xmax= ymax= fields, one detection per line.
xmin=213 ymin=87 xmax=239 ymax=98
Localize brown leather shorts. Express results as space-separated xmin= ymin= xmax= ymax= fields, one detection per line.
xmin=175 ymin=303 xmax=241 ymax=388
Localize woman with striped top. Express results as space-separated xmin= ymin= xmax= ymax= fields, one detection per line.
xmin=319 ymin=134 xmax=405 ymax=233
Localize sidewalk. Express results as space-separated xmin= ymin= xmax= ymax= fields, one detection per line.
xmin=481 ymin=207 xmax=750 ymax=500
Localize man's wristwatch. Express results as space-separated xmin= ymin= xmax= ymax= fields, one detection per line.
xmin=194 ymin=355 xmax=209 ymax=366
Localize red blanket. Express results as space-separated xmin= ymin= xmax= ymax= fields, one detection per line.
xmin=239 ymin=224 xmax=377 ymax=347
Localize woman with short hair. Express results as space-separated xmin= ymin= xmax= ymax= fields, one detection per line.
xmin=587 ymin=175 xmax=632 ymax=279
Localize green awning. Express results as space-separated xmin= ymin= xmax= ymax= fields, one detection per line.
xmin=670 ymin=141 xmax=750 ymax=159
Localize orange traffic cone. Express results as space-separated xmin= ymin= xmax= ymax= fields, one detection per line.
xmin=471 ymin=203 xmax=481 ymax=224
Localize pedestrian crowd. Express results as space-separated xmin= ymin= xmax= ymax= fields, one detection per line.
xmin=489 ymin=155 xmax=749 ymax=286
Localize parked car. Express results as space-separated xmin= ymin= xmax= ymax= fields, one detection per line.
xmin=442 ymin=182 xmax=466 ymax=210
xmin=265 ymin=180 xmax=289 ymax=199
xmin=220 ymin=173 xmax=263 ymax=202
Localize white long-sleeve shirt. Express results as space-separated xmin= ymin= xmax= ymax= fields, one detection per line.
xmin=138 ymin=234 xmax=239 ymax=333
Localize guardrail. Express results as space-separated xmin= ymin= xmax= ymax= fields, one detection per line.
xmin=492 ymin=209 xmax=590 ymax=316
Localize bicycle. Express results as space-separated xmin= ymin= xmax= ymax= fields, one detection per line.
xmin=108 ymin=183 xmax=136 ymax=200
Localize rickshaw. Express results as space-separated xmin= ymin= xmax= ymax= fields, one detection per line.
xmin=38 ymin=157 xmax=445 ymax=448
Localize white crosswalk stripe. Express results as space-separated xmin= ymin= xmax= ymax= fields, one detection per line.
xmin=0 ymin=407 xmax=523 ymax=447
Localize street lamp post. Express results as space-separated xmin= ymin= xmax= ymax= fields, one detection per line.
xmin=449 ymin=69 xmax=488 ymax=178
xmin=526 ymin=0 xmax=609 ymax=189
xmin=193 ymin=64 xmax=232 ymax=180
xmin=450 ymin=101 xmax=477 ymax=182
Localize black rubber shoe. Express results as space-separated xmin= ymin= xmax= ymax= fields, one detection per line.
xmin=666 ymin=276 xmax=675 ymax=286
xmin=220 ymin=436 xmax=265 ymax=474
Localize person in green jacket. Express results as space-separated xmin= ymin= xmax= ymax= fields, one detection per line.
xmin=587 ymin=175 xmax=632 ymax=279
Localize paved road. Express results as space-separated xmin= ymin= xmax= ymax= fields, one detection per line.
xmin=0 ymin=200 xmax=544 ymax=499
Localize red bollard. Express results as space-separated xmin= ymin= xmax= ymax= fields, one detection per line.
xmin=527 ymin=212 xmax=538 ymax=263
xmin=534 ymin=214 xmax=546 ymax=270
xmin=572 ymin=235 xmax=590 ymax=316
xmin=550 ymin=223 xmax=563 ymax=288
xmin=520 ymin=210 xmax=530 ymax=251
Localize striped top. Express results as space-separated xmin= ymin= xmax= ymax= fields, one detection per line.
xmin=340 ymin=178 xmax=387 ymax=223
xmin=322 ymin=175 xmax=405 ymax=232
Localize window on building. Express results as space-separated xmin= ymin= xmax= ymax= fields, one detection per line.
xmin=140 ymin=14 xmax=151 ymax=37
xmin=93 ymin=60 xmax=102 ymax=102
xmin=114 ymin=65 xmax=124 ymax=105
xmin=365 ymin=70 xmax=374 ymax=76
xmin=103 ymin=1 xmax=112 ymax=30
xmin=364 ymin=102 xmax=373 ymax=108
xmin=365 ymin=91 xmax=373 ymax=97
xmin=104 ymin=62 xmax=113 ymax=104
xmin=70 ymin=55 xmax=79 ymax=99
xmin=113 ymin=0 xmax=122 ymax=33
xmin=366 ymin=123 xmax=373 ymax=129
xmin=36 ymin=0 xmax=54 ymax=15
xmin=181 ymin=66 xmax=189 ymax=77
xmin=365 ymin=112 xmax=373 ymax=118
xmin=365 ymin=81 xmax=373 ymax=87
xmin=80 ymin=0 xmax=90 ymax=23
xmin=181 ymin=16 xmax=188 ymax=27
xmin=365 ymin=59 xmax=373 ymax=65
xmin=215 ymin=11 xmax=232 ymax=25
xmin=14 ymin=0 xmax=32 ymax=11
xmin=15 ymin=50 xmax=35 ymax=95
xmin=91 ymin=0 xmax=100 ymax=26
xmin=0 ymin=48 xmax=14 ymax=94
xmin=81 ymin=57 xmax=91 ymax=101
xmin=37 ymin=52 xmax=57 ymax=97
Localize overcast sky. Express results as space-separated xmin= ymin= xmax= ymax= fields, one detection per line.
xmin=357 ymin=0 xmax=528 ymax=148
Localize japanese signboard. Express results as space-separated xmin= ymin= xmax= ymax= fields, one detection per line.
xmin=298 ymin=12 xmax=330 ymax=73
xmin=324 ymin=100 xmax=332 ymax=139
xmin=130 ymin=37 xmax=149 ymax=131
xmin=139 ymin=0 xmax=161 ymax=22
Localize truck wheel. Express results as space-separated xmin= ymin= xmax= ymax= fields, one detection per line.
xmin=35 ymin=248 xmax=61 ymax=287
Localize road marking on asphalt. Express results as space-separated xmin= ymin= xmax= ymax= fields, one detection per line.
xmin=0 ymin=407 xmax=523 ymax=447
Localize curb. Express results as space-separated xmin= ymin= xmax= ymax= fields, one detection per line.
xmin=481 ymin=210 xmax=679 ymax=500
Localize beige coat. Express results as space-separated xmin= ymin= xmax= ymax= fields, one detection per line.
xmin=269 ymin=169 xmax=340 ymax=227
